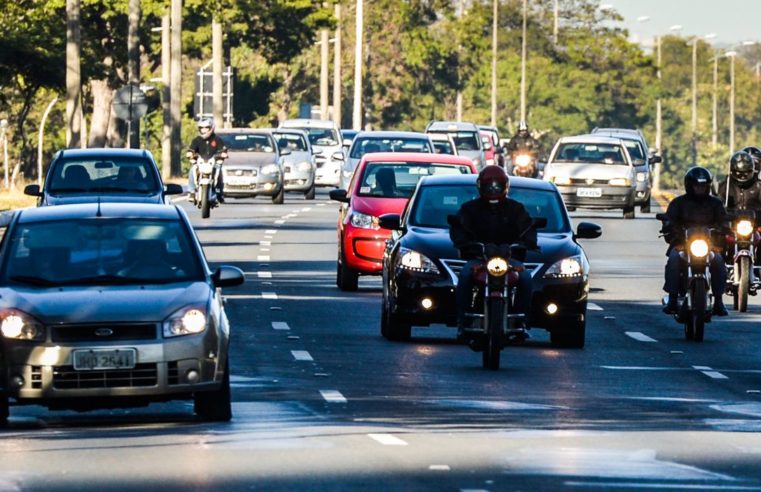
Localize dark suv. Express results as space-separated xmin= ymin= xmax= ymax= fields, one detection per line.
xmin=25 ymin=148 xmax=183 ymax=206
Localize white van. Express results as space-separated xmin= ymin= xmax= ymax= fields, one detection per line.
xmin=279 ymin=119 xmax=345 ymax=188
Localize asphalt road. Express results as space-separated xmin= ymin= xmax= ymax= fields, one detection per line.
xmin=2 ymin=190 xmax=761 ymax=491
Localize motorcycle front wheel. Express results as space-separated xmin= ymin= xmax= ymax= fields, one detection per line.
xmin=738 ymin=256 xmax=750 ymax=312
xmin=482 ymin=297 xmax=504 ymax=370
xmin=201 ymin=184 xmax=211 ymax=219
xmin=691 ymin=280 xmax=706 ymax=342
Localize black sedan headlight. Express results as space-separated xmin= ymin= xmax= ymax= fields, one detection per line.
xmin=396 ymin=247 xmax=440 ymax=274
xmin=163 ymin=306 xmax=208 ymax=337
xmin=0 ymin=309 xmax=45 ymax=341
xmin=543 ymin=255 xmax=585 ymax=278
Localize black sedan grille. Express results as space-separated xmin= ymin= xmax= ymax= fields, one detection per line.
xmin=51 ymin=324 xmax=157 ymax=342
xmin=52 ymin=364 xmax=158 ymax=389
xmin=440 ymin=259 xmax=543 ymax=285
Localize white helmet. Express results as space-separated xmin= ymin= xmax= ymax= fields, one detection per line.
xmin=197 ymin=117 xmax=215 ymax=138
xmin=518 ymin=120 xmax=528 ymax=132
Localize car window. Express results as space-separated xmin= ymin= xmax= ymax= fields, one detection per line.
xmin=299 ymin=128 xmax=339 ymax=147
xmin=431 ymin=131 xmax=480 ymax=151
xmin=274 ymin=133 xmax=308 ymax=152
xmin=554 ymin=143 xmax=627 ymax=165
xmin=621 ymin=139 xmax=645 ymax=164
xmin=219 ymin=134 xmax=275 ymax=153
xmin=48 ymin=157 xmax=159 ymax=193
xmin=2 ymin=218 xmax=204 ymax=285
xmin=410 ymin=185 xmax=568 ymax=233
xmin=350 ymin=138 xmax=432 ymax=159
xmin=432 ymin=140 xmax=455 ymax=155
xmin=357 ymin=163 xmax=472 ymax=198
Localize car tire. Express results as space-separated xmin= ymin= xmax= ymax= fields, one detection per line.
xmin=623 ymin=206 xmax=635 ymax=219
xmin=0 ymin=390 xmax=8 ymax=427
xmin=272 ymin=185 xmax=285 ymax=204
xmin=336 ymin=249 xmax=359 ymax=291
xmin=304 ymin=183 xmax=316 ymax=200
xmin=550 ymin=319 xmax=586 ymax=348
xmin=640 ymin=200 xmax=651 ymax=213
xmin=381 ymin=297 xmax=411 ymax=342
xmin=194 ymin=360 xmax=232 ymax=422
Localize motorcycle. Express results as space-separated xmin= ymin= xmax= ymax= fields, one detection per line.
xmin=657 ymin=213 xmax=715 ymax=342
xmin=461 ymin=242 xmax=528 ymax=370
xmin=511 ymin=152 xmax=538 ymax=178
xmin=725 ymin=210 xmax=760 ymax=312
xmin=191 ymin=155 xmax=224 ymax=219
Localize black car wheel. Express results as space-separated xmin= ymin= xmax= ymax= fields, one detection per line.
xmin=336 ymin=248 xmax=359 ymax=291
xmin=640 ymin=200 xmax=651 ymax=213
xmin=0 ymin=390 xmax=8 ymax=427
xmin=550 ymin=319 xmax=586 ymax=348
xmin=304 ymin=183 xmax=316 ymax=200
xmin=272 ymin=185 xmax=285 ymax=204
xmin=194 ymin=360 xmax=232 ymax=422
xmin=623 ymin=206 xmax=635 ymax=219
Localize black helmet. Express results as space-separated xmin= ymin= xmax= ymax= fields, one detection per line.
xmin=477 ymin=165 xmax=509 ymax=202
xmin=684 ymin=166 xmax=713 ymax=198
xmin=741 ymin=146 xmax=761 ymax=170
xmin=730 ymin=151 xmax=756 ymax=184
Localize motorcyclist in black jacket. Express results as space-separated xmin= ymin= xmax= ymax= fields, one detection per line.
xmin=449 ymin=166 xmax=537 ymax=338
xmin=187 ymin=117 xmax=228 ymax=203
xmin=741 ymin=146 xmax=761 ymax=173
xmin=662 ymin=166 xmax=729 ymax=316
xmin=506 ymin=121 xmax=540 ymax=172
xmin=717 ymin=151 xmax=761 ymax=214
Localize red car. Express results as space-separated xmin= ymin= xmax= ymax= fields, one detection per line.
xmin=329 ymin=152 xmax=477 ymax=291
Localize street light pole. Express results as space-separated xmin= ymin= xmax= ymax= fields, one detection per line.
xmin=712 ymin=54 xmax=718 ymax=147
xmin=729 ymin=51 xmax=736 ymax=154
xmin=691 ymin=37 xmax=697 ymax=164
xmin=520 ymin=0 xmax=527 ymax=122
xmin=490 ymin=0 xmax=497 ymax=127
xmin=352 ymin=0 xmax=363 ymax=131
xmin=654 ymin=35 xmax=662 ymax=192
xmin=333 ymin=3 xmax=342 ymax=128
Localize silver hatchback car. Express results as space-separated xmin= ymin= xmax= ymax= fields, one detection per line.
xmin=217 ymin=129 xmax=288 ymax=204
xmin=0 ymin=203 xmax=245 ymax=423
xmin=273 ymin=128 xmax=317 ymax=200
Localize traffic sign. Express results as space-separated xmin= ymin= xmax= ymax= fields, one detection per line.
xmin=112 ymin=85 xmax=148 ymax=121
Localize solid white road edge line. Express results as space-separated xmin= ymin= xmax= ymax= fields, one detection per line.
xmin=257 ymin=271 xmax=272 ymax=278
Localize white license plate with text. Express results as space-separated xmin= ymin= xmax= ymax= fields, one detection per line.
xmin=576 ymin=187 xmax=602 ymax=198
xmin=73 ymin=349 xmax=136 ymax=371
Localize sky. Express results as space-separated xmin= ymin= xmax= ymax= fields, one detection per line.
xmin=602 ymin=0 xmax=761 ymax=48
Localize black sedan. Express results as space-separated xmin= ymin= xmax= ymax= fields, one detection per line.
xmin=0 ymin=203 xmax=244 ymax=423
xmin=379 ymin=174 xmax=601 ymax=347
xmin=24 ymin=148 xmax=183 ymax=205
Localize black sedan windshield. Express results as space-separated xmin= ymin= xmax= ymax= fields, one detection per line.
xmin=48 ymin=157 xmax=159 ymax=193
xmin=409 ymin=185 xmax=569 ymax=233
xmin=3 ymin=218 xmax=203 ymax=286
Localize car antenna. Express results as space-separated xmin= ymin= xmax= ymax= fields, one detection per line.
xmin=96 ymin=196 xmax=102 ymax=217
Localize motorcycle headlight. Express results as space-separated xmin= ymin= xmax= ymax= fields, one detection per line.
xmin=163 ymin=306 xmax=208 ymax=338
xmin=261 ymin=164 xmax=280 ymax=175
xmin=515 ymin=154 xmax=531 ymax=167
xmin=297 ymin=161 xmax=312 ymax=172
xmin=198 ymin=161 xmax=214 ymax=174
xmin=486 ymin=257 xmax=509 ymax=277
xmin=689 ymin=239 xmax=709 ymax=258
xmin=396 ymin=247 xmax=440 ymax=274
xmin=350 ymin=211 xmax=379 ymax=230
xmin=552 ymin=176 xmax=571 ymax=186
xmin=0 ymin=309 xmax=44 ymax=341
xmin=544 ymin=255 xmax=584 ymax=278
xmin=737 ymin=220 xmax=753 ymax=237
xmin=608 ymin=178 xmax=631 ymax=186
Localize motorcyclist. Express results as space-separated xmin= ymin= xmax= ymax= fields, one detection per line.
xmin=187 ymin=117 xmax=228 ymax=203
xmin=506 ymin=120 xmax=540 ymax=171
xmin=741 ymin=146 xmax=761 ymax=173
xmin=449 ymin=166 xmax=537 ymax=339
xmin=717 ymin=151 xmax=761 ymax=214
xmin=662 ymin=166 xmax=729 ymax=316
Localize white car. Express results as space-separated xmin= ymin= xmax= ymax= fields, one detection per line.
xmin=279 ymin=119 xmax=345 ymax=188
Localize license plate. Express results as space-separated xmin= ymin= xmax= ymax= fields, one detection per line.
xmin=226 ymin=176 xmax=253 ymax=185
xmin=73 ymin=349 xmax=136 ymax=371
xmin=576 ymin=187 xmax=602 ymax=198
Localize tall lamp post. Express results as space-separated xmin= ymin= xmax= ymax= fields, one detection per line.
xmin=519 ymin=0 xmax=527 ymax=122
xmin=726 ymin=41 xmax=758 ymax=154
xmin=0 ymin=119 xmax=7 ymax=189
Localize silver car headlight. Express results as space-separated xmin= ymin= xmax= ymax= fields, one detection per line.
xmin=636 ymin=172 xmax=647 ymax=182
xmin=261 ymin=164 xmax=280 ymax=175
xmin=350 ymin=211 xmax=379 ymax=230
xmin=163 ymin=306 xmax=208 ymax=338
xmin=544 ymin=255 xmax=584 ymax=278
xmin=396 ymin=247 xmax=440 ymax=274
xmin=0 ymin=309 xmax=44 ymax=341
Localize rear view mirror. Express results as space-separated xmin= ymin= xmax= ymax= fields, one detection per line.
xmin=378 ymin=213 xmax=401 ymax=230
xmin=24 ymin=184 xmax=42 ymax=197
xmin=280 ymin=147 xmax=291 ymax=156
xmin=329 ymin=189 xmax=349 ymax=203
xmin=576 ymin=222 xmax=602 ymax=239
xmin=533 ymin=217 xmax=548 ymax=229
xmin=164 ymin=183 xmax=183 ymax=195
xmin=212 ymin=265 xmax=246 ymax=288
xmin=649 ymin=155 xmax=662 ymax=164
xmin=332 ymin=151 xmax=345 ymax=162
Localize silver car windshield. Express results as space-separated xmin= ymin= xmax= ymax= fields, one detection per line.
xmin=48 ymin=157 xmax=159 ymax=194
xmin=3 ymin=218 xmax=204 ymax=286
xmin=554 ymin=143 xmax=627 ymax=165
xmin=349 ymin=138 xmax=432 ymax=159
xmin=301 ymin=128 xmax=339 ymax=147
xmin=410 ymin=185 xmax=569 ymax=233
xmin=274 ymin=133 xmax=308 ymax=152
xmin=219 ymin=134 xmax=275 ymax=153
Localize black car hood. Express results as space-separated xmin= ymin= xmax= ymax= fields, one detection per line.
xmin=44 ymin=193 xmax=164 ymax=206
xmin=402 ymin=226 xmax=581 ymax=265
xmin=0 ymin=282 xmax=210 ymax=324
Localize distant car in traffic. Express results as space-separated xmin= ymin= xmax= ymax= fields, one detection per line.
xmin=429 ymin=132 xmax=458 ymax=156
xmin=340 ymin=131 xmax=434 ymax=188
xmin=24 ymin=148 xmax=183 ymax=206
xmin=425 ymin=121 xmax=486 ymax=170
xmin=216 ymin=128 xmax=288 ymax=204
xmin=543 ymin=134 xmax=639 ymax=219
xmin=280 ymin=119 xmax=345 ymax=188
xmin=341 ymin=129 xmax=359 ymax=152
xmin=0 ymin=202 xmax=245 ymax=423
xmin=329 ymin=152 xmax=477 ymax=291
xmin=591 ymin=127 xmax=661 ymax=213
xmin=272 ymin=128 xmax=317 ymax=200
xmin=377 ymin=174 xmax=601 ymax=346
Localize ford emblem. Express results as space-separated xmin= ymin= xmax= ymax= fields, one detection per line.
xmin=94 ymin=328 xmax=114 ymax=337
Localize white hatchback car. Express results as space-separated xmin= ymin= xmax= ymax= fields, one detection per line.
xmin=279 ymin=119 xmax=345 ymax=188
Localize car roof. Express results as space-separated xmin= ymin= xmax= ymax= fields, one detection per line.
xmin=270 ymin=128 xmax=308 ymax=137
xmin=279 ymin=119 xmax=338 ymax=129
xmin=354 ymin=131 xmax=431 ymax=139
xmin=417 ymin=173 xmax=556 ymax=191
xmin=426 ymin=121 xmax=479 ymax=132
xmin=557 ymin=134 xmax=625 ymax=145
xmin=217 ymin=128 xmax=274 ymax=136
xmin=361 ymin=152 xmax=474 ymax=166
xmin=56 ymin=148 xmax=155 ymax=160
xmin=592 ymin=127 xmax=643 ymax=137
xmin=428 ymin=133 xmax=453 ymax=141
xmin=590 ymin=129 xmax=647 ymax=144
xmin=15 ymin=203 xmax=182 ymax=224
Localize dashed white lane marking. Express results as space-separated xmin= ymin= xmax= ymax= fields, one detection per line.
xmin=265 ymin=229 xmax=278 ymax=234
xmin=274 ymin=220 xmax=285 ymax=225
xmin=692 ymin=365 xmax=728 ymax=378
xmin=272 ymin=321 xmax=290 ymax=331
xmin=588 ymin=303 xmax=603 ymax=311
xmin=565 ymin=482 xmax=760 ymax=490
xmin=368 ymin=434 xmax=408 ymax=446
xmin=626 ymin=331 xmax=658 ymax=343
xmin=262 ymin=292 xmax=278 ymax=300
xmin=260 ymin=240 xmax=272 ymax=246
xmin=258 ymin=255 xmax=270 ymax=261
xmin=257 ymin=271 xmax=272 ymax=278
xmin=320 ymin=390 xmax=347 ymax=403
xmin=461 ymin=489 xmax=489 ymax=492
xmin=301 ymin=207 xmax=312 ymax=212
xmin=261 ymin=248 xmax=270 ymax=252
xmin=291 ymin=350 xmax=313 ymax=361
xmin=429 ymin=465 xmax=451 ymax=471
